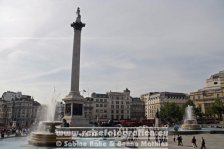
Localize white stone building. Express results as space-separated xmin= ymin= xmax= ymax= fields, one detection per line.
xmin=108 ymin=88 xmax=131 ymax=121
xmin=190 ymin=70 xmax=224 ymax=113
xmin=141 ymin=92 xmax=188 ymax=119
xmin=85 ymin=88 xmax=131 ymax=123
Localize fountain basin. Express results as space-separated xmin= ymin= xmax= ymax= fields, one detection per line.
xmin=181 ymin=124 xmax=201 ymax=130
xmin=28 ymin=121 xmax=65 ymax=147
xmin=28 ymin=132 xmax=57 ymax=146
xmin=181 ymin=119 xmax=201 ymax=130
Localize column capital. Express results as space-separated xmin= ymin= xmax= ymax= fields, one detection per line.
xmin=71 ymin=22 xmax=85 ymax=31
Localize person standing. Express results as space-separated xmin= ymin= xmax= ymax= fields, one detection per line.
xmin=201 ymin=137 xmax=206 ymax=149
xmin=179 ymin=135 xmax=183 ymax=146
xmin=192 ymin=136 xmax=197 ymax=148
xmin=173 ymin=135 xmax=176 ymax=142
xmin=177 ymin=135 xmax=180 ymax=146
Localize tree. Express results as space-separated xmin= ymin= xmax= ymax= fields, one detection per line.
xmin=210 ymin=99 xmax=224 ymax=121
xmin=182 ymin=100 xmax=202 ymax=119
xmin=182 ymin=100 xmax=195 ymax=108
xmin=159 ymin=102 xmax=183 ymax=125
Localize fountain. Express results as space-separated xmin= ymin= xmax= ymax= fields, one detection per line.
xmin=181 ymin=105 xmax=201 ymax=130
xmin=28 ymin=90 xmax=63 ymax=146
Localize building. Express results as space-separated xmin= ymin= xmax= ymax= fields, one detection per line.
xmin=84 ymin=97 xmax=94 ymax=123
xmin=84 ymin=88 xmax=132 ymax=123
xmin=130 ymin=97 xmax=145 ymax=120
xmin=108 ymin=88 xmax=131 ymax=121
xmin=190 ymin=71 xmax=224 ymax=113
xmin=0 ymin=91 xmax=41 ymax=128
xmin=141 ymin=92 xmax=188 ymax=119
xmin=90 ymin=93 xmax=110 ymax=123
xmin=140 ymin=92 xmax=159 ymax=119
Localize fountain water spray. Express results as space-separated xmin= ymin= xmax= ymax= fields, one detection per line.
xmin=181 ymin=105 xmax=201 ymax=130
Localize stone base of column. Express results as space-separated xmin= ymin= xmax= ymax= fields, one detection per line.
xmin=62 ymin=93 xmax=90 ymax=127
xmin=63 ymin=115 xmax=91 ymax=127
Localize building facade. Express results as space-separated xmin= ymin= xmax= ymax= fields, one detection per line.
xmin=83 ymin=89 xmax=131 ymax=123
xmin=190 ymin=71 xmax=224 ymax=113
xmin=108 ymin=88 xmax=131 ymax=121
xmin=0 ymin=91 xmax=41 ymax=128
xmin=130 ymin=97 xmax=145 ymax=120
xmin=90 ymin=93 xmax=110 ymax=123
xmin=141 ymin=92 xmax=188 ymax=119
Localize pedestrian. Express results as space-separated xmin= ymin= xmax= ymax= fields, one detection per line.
xmin=1 ymin=130 xmax=4 ymax=138
xmin=200 ymin=137 xmax=206 ymax=149
xmin=177 ymin=135 xmax=180 ymax=146
xmin=173 ymin=135 xmax=176 ymax=142
xmin=179 ymin=135 xmax=183 ymax=146
xmin=192 ymin=136 xmax=197 ymax=148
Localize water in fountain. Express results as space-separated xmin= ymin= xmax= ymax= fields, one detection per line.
xmin=37 ymin=89 xmax=61 ymax=131
xmin=184 ymin=105 xmax=197 ymax=124
xmin=181 ymin=105 xmax=201 ymax=130
xmin=46 ymin=89 xmax=60 ymax=121
xmin=28 ymin=89 xmax=63 ymax=146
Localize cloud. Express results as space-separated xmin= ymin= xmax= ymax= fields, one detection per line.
xmin=0 ymin=0 xmax=224 ymax=103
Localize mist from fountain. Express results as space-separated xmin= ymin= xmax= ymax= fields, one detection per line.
xmin=181 ymin=105 xmax=201 ymax=130
xmin=28 ymin=89 xmax=63 ymax=146
xmin=46 ymin=89 xmax=60 ymax=121
xmin=36 ymin=89 xmax=61 ymax=131
xmin=184 ymin=105 xmax=197 ymax=124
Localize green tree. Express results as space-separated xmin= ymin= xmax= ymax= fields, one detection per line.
xmin=210 ymin=99 xmax=224 ymax=121
xmin=159 ymin=102 xmax=183 ymax=125
xmin=182 ymin=100 xmax=195 ymax=108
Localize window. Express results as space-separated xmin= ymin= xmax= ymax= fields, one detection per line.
xmin=96 ymin=104 xmax=99 ymax=107
xmin=100 ymin=104 xmax=103 ymax=107
xmin=96 ymin=99 xmax=99 ymax=102
xmin=111 ymin=105 xmax=114 ymax=108
xmin=111 ymin=110 xmax=114 ymax=113
xmin=104 ymin=104 xmax=107 ymax=107
xmin=96 ymin=109 xmax=98 ymax=112
xmin=116 ymin=101 xmax=119 ymax=104
xmin=100 ymin=99 xmax=103 ymax=102
xmin=214 ymin=82 xmax=218 ymax=85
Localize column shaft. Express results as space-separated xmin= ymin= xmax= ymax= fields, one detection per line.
xmin=71 ymin=30 xmax=81 ymax=93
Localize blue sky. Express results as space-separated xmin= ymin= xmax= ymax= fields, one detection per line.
xmin=0 ymin=0 xmax=224 ymax=104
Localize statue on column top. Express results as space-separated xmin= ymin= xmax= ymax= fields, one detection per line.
xmin=76 ymin=7 xmax=81 ymax=22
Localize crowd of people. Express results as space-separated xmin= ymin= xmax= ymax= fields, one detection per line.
xmin=173 ymin=135 xmax=206 ymax=149
xmin=0 ymin=127 xmax=29 ymax=139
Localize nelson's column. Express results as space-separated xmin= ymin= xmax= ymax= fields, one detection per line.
xmin=63 ymin=7 xmax=89 ymax=126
